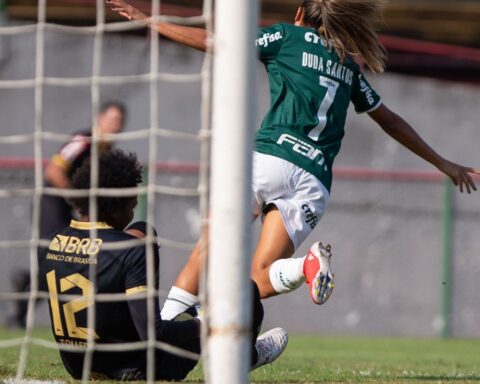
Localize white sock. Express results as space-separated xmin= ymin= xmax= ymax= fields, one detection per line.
xmin=161 ymin=286 xmax=199 ymax=320
xmin=268 ymin=257 xmax=306 ymax=294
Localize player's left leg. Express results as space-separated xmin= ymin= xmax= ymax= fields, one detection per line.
xmin=251 ymin=207 xmax=334 ymax=304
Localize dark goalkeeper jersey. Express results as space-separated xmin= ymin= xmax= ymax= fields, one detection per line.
xmin=38 ymin=220 xmax=199 ymax=380
xmin=255 ymin=23 xmax=382 ymax=192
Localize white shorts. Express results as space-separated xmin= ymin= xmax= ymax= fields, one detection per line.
xmin=252 ymin=152 xmax=330 ymax=250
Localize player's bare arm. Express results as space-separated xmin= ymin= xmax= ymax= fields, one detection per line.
xmin=44 ymin=159 xmax=70 ymax=188
xmin=106 ymin=0 xmax=208 ymax=52
xmin=369 ymin=104 xmax=480 ymax=193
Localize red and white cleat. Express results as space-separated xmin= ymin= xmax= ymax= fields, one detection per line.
xmin=303 ymin=242 xmax=334 ymax=305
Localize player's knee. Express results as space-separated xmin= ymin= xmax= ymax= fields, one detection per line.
xmin=251 ymin=259 xmax=272 ymax=282
xmin=252 ymin=258 xmax=272 ymax=273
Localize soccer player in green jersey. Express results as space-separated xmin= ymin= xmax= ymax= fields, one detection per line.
xmin=38 ymin=149 xmax=286 ymax=380
xmin=106 ymin=0 xmax=480 ymax=316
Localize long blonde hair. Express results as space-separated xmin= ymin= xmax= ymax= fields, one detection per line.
xmin=301 ymin=0 xmax=387 ymax=73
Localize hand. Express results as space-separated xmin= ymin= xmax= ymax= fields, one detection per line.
xmin=438 ymin=160 xmax=480 ymax=194
xmin=106 ymin=0 xmax=148 ymax=21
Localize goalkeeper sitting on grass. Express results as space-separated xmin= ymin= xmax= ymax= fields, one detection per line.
xmin=38 ymin=149 xmax=287 ymax=381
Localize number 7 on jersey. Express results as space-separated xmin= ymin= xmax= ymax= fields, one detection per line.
xmin=308 ymin=76 xmax=339 ymax=142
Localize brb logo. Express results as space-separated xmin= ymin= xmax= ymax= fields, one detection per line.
xmin=276 ymin=133 xmax=326 ymax=167
xmin=255 ymin=32 xmax=283 ymax=48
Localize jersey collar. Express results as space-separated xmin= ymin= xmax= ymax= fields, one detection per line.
xmin=70 ymin=220 xmax=113 ymax=230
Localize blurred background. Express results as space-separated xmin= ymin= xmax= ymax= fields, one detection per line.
xmin=0 ymin=0 xmax=479 ymax=338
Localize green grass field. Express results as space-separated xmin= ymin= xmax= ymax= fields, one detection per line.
xmin=0 ymin=328 xmax=479 ymax=383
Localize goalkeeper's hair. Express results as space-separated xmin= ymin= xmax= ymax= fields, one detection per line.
xmin=100 ymin=100 xmax=126 ymax=115
xmin=301 ymin=0 xmax=387 ymax=73
xmin=99 ymin=100 xmax=127 ymax=121
xmin=69 ymin=149 xmax=143 ymax=222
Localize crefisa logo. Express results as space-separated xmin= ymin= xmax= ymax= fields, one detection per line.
xmin=302 ymin=203 xmax=318 ymax=229
xmin=255 ymin=32 xmax=283 ymax=48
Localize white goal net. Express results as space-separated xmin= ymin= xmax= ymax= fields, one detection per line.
xmin=0 ymin=0 xmax=256 ymax=382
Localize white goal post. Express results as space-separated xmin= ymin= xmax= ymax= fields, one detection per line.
xmin=207 ymin=0 xmax=258 ymax=383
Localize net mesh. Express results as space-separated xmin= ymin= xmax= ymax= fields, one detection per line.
xmin=3 ymin=1 xmax=480 ymax=382
xmin=0 ymin=0 xmax=212 ymax=382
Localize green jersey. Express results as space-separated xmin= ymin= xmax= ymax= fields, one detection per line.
xmin=255 ymin=23 xmax=381 ymax=192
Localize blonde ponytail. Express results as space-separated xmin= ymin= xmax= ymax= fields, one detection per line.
xmin=301 ymin=0 xmax=387 ymax=73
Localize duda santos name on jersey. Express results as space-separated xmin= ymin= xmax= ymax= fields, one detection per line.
xmin=302 ymin=52 xmax=354 ymax=85
xmin=302 ymin=31 xmax=354 ymax=85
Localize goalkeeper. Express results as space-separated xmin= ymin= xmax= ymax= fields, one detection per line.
xmin=107 ymin=0 xmax=479 ymax=319
xmin=38 ymin=149 xmax=287 ymax=381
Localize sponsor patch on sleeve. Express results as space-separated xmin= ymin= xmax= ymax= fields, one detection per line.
xmin=59 ymin=135 xmax=89 ymax=162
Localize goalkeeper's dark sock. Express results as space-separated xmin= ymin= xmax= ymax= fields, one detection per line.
xmin=161 ymin=286 xmax=199 ymax=320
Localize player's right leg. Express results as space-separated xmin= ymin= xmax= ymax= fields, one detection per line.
xmin=160 ymin=232 xmax=205 ymax=320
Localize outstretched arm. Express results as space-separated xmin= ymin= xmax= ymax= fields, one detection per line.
xmin=106 ymin=0 xmax=208 ymax=52
xmin=369 ymin=104 xmax=480 ymax=193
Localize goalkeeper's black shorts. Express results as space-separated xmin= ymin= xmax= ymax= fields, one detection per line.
xmin=63 ymin=335 xmax=200 ymax=381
